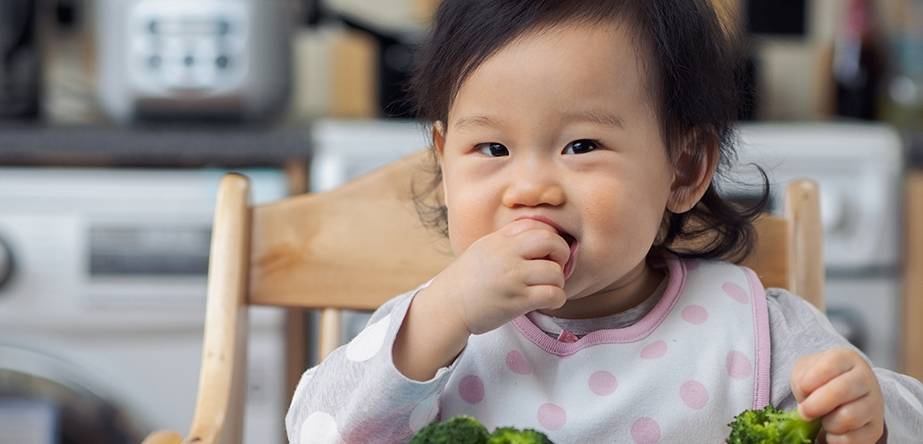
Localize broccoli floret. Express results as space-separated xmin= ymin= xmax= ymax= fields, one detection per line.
xmin=410 ymin=417 xmax=556 ymax=444
xmin=410 ymin=415 xmax=490 ymax=444
xmin=487 ymin=426 xmax=554 ymax=444
xmin=727 ymin=405 xmax=821 ymax=444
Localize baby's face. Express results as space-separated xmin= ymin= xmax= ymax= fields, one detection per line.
xmin=436 ymin=20 xmax=676 ymax=304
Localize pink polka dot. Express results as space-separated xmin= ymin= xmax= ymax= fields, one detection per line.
xmin=726 ymin=351 xmax=752 ymax=379
xmin=506 ymin=350 xmax=532 ymax=375
xmin=640 ymin=340 xmax=667 ymax=359
xmin=631 ymin=417 xmax=661 ymax=444
xmin=588 ymin=370 xmax=618 ymax=396
xmin=681 ymin=305 xmax=708 ymax=324
xmin=537 ymin=403 xmax=567 ymax=431
xmin=458 ymin=375 xmax=485 ymax=404
xmin=723 ymin=282 xmax=750 ymax=304
xmin=680 ymin=380 xmax=709 ymax=410
xmin=342 ymin=415 xmax=391 ymax=442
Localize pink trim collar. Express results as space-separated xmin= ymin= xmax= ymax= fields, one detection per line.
xmin=745 ymin=267 xmax=772 ymax=409
xmin=512 ymin=257 xmax=687 ymax=356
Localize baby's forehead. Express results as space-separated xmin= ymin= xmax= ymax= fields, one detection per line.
xmin=446 ymin=22 xmax=655 ymax=129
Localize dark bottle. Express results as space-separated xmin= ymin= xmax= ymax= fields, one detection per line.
xmin=832 ymin=0 xmax=886 ymax=120
xmin=0 ymin=0 xmax=41 ymax=120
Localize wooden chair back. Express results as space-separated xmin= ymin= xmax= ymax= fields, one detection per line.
xmin=142 ymin=150 xmax=824 ymax=444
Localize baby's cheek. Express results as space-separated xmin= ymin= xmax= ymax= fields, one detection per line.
xmin=586 ymin=198 xmax=652 ymax=242
xmin=446 ymin=208 xmax=495 ymax=254
xmin=588 ymin=209 xmax=660 ymax=266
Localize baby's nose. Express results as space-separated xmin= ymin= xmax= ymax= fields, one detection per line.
xmin=501 ymin=171 xmax=565 ymax=208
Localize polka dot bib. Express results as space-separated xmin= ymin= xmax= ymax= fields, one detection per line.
xmin=438 ymin=257 xmax=771 ymax=443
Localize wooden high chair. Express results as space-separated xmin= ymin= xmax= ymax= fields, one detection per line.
xmin=142 ymin=150 xmax=824 ymax=444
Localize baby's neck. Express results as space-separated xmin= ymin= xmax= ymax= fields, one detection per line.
xmin=539 ymin=259 xmax=666 ymax=320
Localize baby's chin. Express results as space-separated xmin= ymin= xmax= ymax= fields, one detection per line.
xmin=559 ymin=277 xmax=597 ymax=303
xmin=562 ymin=265 xmax=652 ymax=299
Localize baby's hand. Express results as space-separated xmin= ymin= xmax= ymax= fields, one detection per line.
xmin=790 ymin=347 xmax=884 ymax=443
xmin=430 ymin=218 xmax=570 ymax=335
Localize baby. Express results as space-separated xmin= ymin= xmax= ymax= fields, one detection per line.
xmin=287 ymin=1 xmax=923 ymax=442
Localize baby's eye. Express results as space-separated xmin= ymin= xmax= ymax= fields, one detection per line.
xmin=562 ymin=139 xmax=599 ymax=155
xmin=475 ymin=142 xmax=509 ymax=157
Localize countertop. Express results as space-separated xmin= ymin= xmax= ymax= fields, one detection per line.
xmin=0 ymin=122 xmax=312 ymax=168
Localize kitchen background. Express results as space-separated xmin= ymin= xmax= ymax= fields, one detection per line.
xmin=0 ymin=0 xmax=921 ymax=443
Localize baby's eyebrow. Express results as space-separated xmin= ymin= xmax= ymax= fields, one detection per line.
xmin=560 ymin=109 xmax=625 ymax=129
xmin=452 ymin=115 xmax=501 ymax=132
xmin=452 ymin=110 xmax=625 ymax=132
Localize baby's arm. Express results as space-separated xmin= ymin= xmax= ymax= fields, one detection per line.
xmin=767 ymin=288 xmax=923 ymax=443
xmin=286 ymin=219 xmax=570 ymax=442
xmin=392 ymin=281 xmax=473 ymax=382
xmin=284 ymin=285 xmax=459 ymax=444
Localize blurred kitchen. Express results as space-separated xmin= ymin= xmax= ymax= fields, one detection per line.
xmin=0 ymin=0 xmax=920 ymax=443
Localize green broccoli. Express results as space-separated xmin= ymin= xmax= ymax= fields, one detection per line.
xmin=410 ymin=416 xmax=555 ymax=444
xmin=727 ymin=405 xmax=821 ymax=444
xmin=410 ymin=415 xmax=489 ymax=444
xmin=487 ymin=426 xmax=554 ymax=444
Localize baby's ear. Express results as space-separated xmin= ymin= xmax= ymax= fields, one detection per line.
xmin=432 ymin=121 xmax=446 ymax=157
xmin=667 ymin=129 xmax=718 ymax=214
xmin=431 ymin=121 xmax=449 ymax=208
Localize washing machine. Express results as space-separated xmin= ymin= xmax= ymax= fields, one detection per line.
xmin=0 ymin=167 xmax=289 ymax=443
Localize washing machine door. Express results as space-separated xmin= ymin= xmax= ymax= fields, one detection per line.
xmin=0 ymin=345 xmax=145 ymax=444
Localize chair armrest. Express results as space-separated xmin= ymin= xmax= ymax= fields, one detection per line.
xmin=141 ymin=430 xmax=184 ymax=444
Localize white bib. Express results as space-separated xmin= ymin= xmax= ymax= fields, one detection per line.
xmin=438 ymin=257 xmax=771 ymax=443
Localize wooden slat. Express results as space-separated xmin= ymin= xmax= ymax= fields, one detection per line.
xmin=186 ymin=174 xmax=251 ymax=444
xmin=249 ymin=151 xmax=453 ymax=309
xmin=786 ymin=180 xmax=825 ymax=310
xmin=903 ymin=172 xmax=923 ymax=379
xmin=318 ymin=308 xmax=343 ymax=361
xmin=282 ymin=159 xmax=311 ymax=441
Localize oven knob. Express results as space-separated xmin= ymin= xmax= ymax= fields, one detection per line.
xmin=0 ymin=237 xmax=14 ymax=290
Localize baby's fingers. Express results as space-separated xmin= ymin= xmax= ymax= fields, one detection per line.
xmin=511 ymin=225 xmax=570 ymax=268
xmin=799 ymin=368 xmax=869 ymax=421
xmin=524 ymin=285 xmax=567 ymax=312
xmin=823 ymin=419 xmax=882 ymax=444
xmin=518 ymin=260 xmax=565 ymax=288
xmin=791 ymin=348 xmax=855 ymax=404
xmin=820 ymin=394 xmax=877 ymax=435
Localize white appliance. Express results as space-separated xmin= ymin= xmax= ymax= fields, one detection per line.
xmin=0 ymin=167 xmax=289 ymax=443
xmin=95 ymin=0 xmax=292 ymax=121
xmin=729 ymin=123 xmax=904 ymax=370
xmin=310 ymin=119 xmax=430 ymax=193
xmin=308 ymin=120 xmax=905 ymax=373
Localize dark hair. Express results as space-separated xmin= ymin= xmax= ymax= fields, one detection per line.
xmin=409 ymin=0 xmax=770 ymax=263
